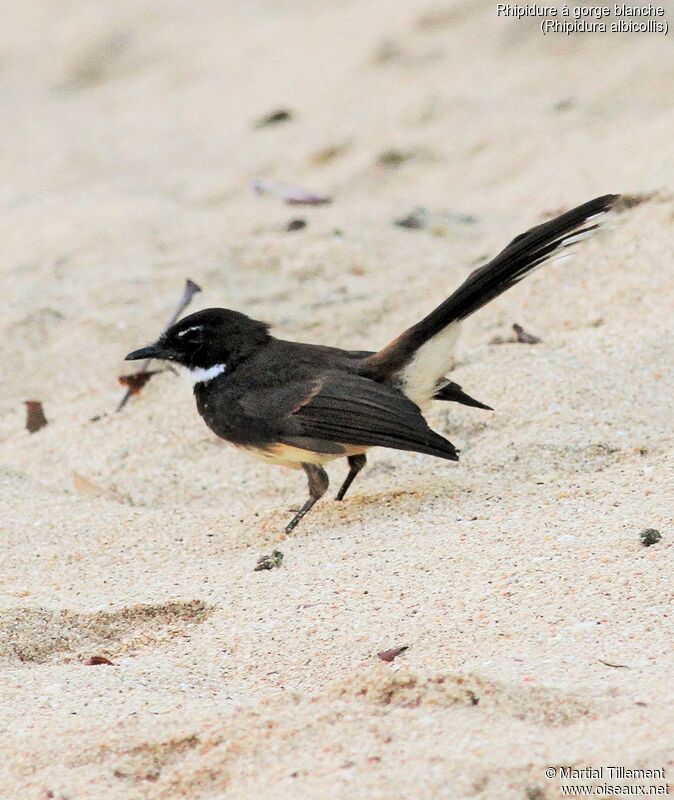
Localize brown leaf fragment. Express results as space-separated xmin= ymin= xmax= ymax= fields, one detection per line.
xmin=25 ymin=400 xmax=48 ymax=433
xmin=378 ymin=645 xmax=408 ymax=663
xmin=85 ymin=655 xmax=115 ymax=665
xmin=118 ymin=369 xmax=161 ymax=395
xmin=512 ymin=323 xmax=541 ymax=344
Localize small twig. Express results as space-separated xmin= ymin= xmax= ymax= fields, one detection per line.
xmin=116 ymin=279 xmax=201 ymax=412
xmin=597 ymin=658 xmax=631 ymax=669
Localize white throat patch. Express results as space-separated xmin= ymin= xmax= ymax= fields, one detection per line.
xmin=179 ymin=363 xmax=228 ymax=387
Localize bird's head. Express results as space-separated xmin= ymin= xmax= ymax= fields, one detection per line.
xmin=125 ymin=308 xmax=270 ymax=381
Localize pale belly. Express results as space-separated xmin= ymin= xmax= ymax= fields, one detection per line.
xmin=240 ymin=442 xmax=369 ymax=469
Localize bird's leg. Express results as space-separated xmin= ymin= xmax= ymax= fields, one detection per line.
xmin=335 ymin=454 xmax=367 ymax=501
xmin=286 ymin=463 xmax=329 ymax=532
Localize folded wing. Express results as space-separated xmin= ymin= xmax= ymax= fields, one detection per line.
xmin=273 ymin=372 xmax=459 ymax=461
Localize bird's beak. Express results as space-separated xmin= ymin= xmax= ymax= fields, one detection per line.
xmin=125 ymin=344 xmax=175 ymax=362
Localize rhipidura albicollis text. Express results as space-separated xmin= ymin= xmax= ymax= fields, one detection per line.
xmin=126 ymin=194 xmax=619 ymax=531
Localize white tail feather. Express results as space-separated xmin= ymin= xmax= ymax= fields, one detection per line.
xmin=401 ymin=322 xmax=460 ymax=406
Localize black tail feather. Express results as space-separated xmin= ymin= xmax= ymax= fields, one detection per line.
xmin=433 ymin=381 xmax=493 ymax=411
xmin=364 ymin=194 xmax=619 ymax=378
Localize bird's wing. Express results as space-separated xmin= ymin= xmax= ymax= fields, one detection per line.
xmin=265 ymin=372 xmax=459 ymax=460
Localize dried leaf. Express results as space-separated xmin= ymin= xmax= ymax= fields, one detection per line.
xmin=118 ymin=370 xmax=161 ymax=395
xmin=378 ymin=645 xmax=408 ymax=663
xmin=85 ymin=655 xmax=115 ymax=665
xmin=251 ymin=178 xmax=331 ymax=205
xmin=25 ymin=400 xmax=48 ymax=433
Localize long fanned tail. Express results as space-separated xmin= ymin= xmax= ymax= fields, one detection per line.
xmin=365 ymin=194 xmax=619 ymax=377
xmin=362 ymin=194 xmax=619 ymax=400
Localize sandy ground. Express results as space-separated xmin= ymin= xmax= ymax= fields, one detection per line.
xmin=1 ymin=1 xmax=673 ymax=798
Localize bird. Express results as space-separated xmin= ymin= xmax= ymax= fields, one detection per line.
xmin=126 ymin=194 xmax=619 ymax=532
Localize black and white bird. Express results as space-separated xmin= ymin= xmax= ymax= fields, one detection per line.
xmin=126 ymin=194 xmax=619 ymax=531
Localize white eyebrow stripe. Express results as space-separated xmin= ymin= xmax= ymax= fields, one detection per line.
xmin=176 ymin=325 xmax=203 ymax=338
